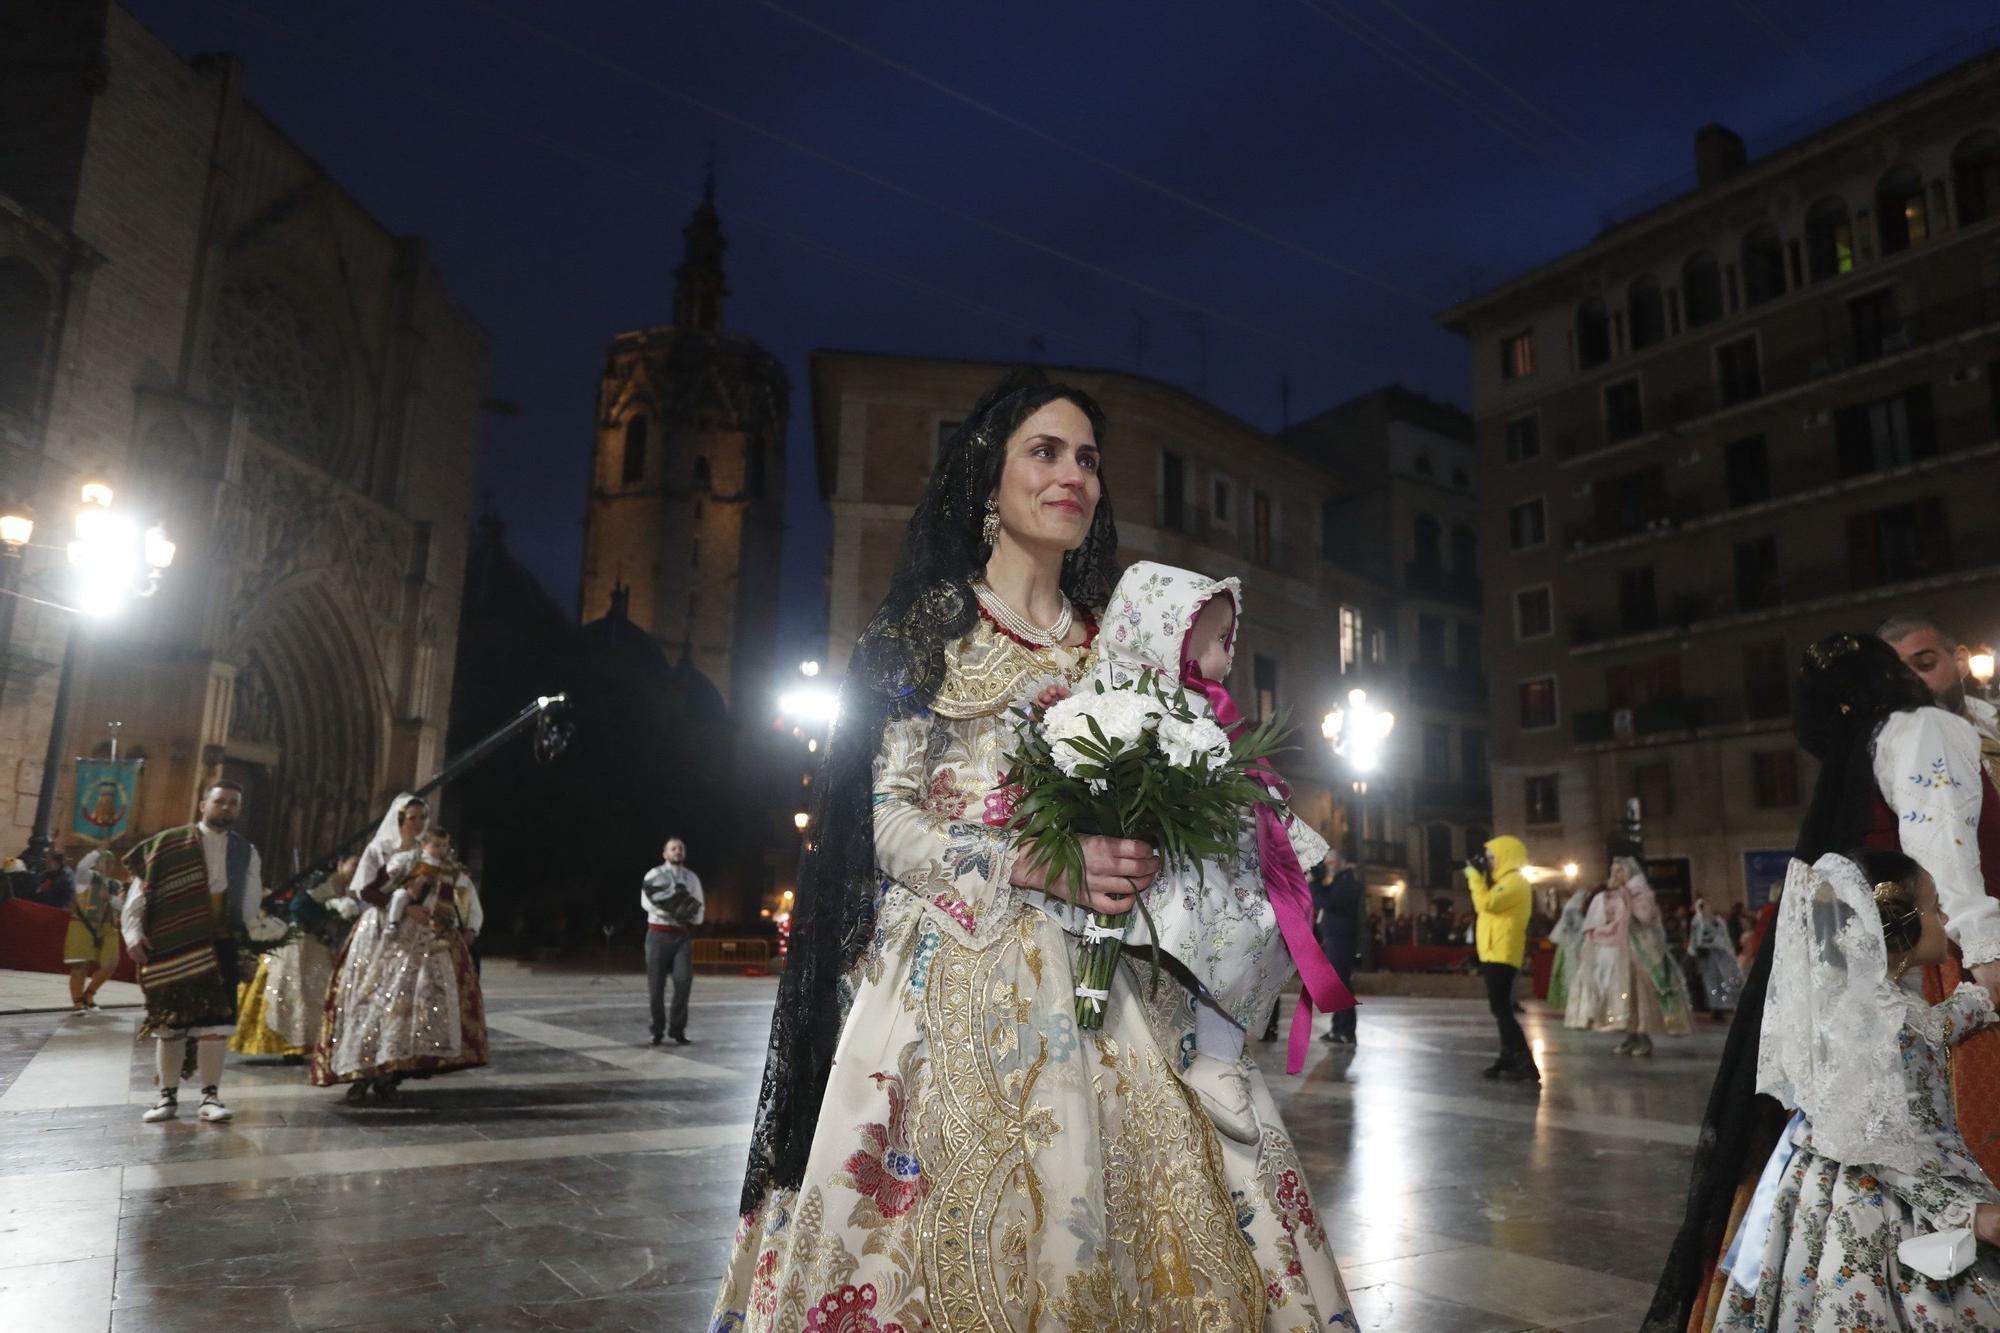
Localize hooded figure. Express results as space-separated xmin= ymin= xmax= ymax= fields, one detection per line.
xmin=1466 ymin=834 xmax=1539 ymax=1081
xmin=1067 ymin=561 xmax=1350 ymax=1139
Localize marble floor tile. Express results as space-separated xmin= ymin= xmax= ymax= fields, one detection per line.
xmin=0 ymin=1253 xmax=115 ymax=1332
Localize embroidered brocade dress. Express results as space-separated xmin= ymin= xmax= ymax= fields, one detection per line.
xmin=711 ymin=618 xmax=1353 ymax=1333
xmin=1719 ymin=983 xmax=2000 ymax=1332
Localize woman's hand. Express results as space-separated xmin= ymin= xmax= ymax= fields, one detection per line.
xmin=1034 ymin=683 xmax=1073 ymax=710
xmin=1011 ymin=836 xmax=1160 ymax=916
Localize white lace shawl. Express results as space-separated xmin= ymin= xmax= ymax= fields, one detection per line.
xmin=1757 ymin=853 xmax=1930 ymax=1175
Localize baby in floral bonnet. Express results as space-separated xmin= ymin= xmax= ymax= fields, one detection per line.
xmin=1062 ymin=560 xmax=1346 ymax=1142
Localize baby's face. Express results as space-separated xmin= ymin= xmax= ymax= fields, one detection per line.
xmin=1188 ymin=596 xmax=1236 ymax=683
xmin=1907 ymin=872 xmax=1949 ymax=967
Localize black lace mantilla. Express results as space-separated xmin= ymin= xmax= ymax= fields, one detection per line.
xmin=735 ymin=367 xmax=1118 ymax=1217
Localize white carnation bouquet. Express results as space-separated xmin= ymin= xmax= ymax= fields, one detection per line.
xmin=1003 ymin=671 xmax=1287 ymax=1028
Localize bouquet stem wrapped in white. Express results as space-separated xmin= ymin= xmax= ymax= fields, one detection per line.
xmin=1004 ymin=671 xmax=1287 ymax=1029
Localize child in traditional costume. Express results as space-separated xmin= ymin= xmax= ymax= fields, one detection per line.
xmin=231 ymin=855 xmax=358 ymax=1059
xmin=1062 ymin=560 xmax=1352 ymax=1141
xmin=1720 ymin=847 xmax=2000 ymax=1330
xmin=64 ymin=847 xmax=125 ymax=1011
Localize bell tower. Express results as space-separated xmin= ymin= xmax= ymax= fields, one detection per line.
xmin=577 ymin=177 xmax=788 ymax=710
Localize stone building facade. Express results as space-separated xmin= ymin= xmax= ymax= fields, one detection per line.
xmin=0 ymin=1 xmax=486 ymax=872
xmin=577 ymin=184 xmax=787 ymax=712
xmin=811 ymin=351 xmax=1448 ymax=913
xmin=1440 ymin=45 xmax=2000 ymax=908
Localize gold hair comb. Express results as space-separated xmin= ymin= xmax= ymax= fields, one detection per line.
xmin=1806 ymin=634 xmax=1864 ymax=668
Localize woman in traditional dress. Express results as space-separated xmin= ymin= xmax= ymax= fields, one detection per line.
xmin=232 ymin=854 xmax=358 ymax=1059
xmin=1544 ymin=884 xmax=1588 ymax=1013
xmin=1563 ymin=881 xmax=1621 ymax=1030
xmin=1685 ymin=897 xmax=1741 ymax=1020
xmin=309 ymin=793 xmax=427 ymax=1101
xmin=321 ymin=825 xmax=486 ymax=1097
xmin=1611 ymin=856 xmax=1695 ymax=1056
xmin=63 ymin=846 xmax=125 ymax=1011
xmin=712 ymin=369 xmax=1351 ymax=1332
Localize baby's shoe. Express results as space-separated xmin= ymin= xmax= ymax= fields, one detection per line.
xmin=1181 ymin=1052 xmax=1259 ymax=1144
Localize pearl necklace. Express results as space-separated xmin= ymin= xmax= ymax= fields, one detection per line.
xmin=974 ymin=579 xmax=1074 ymax=648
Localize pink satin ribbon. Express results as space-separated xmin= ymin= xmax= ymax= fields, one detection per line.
xmin=1188 ymin=670 xmax=1357 ymax=1074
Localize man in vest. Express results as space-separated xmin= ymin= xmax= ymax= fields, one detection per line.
xmin=120 ymin=780 xmax=262 ymax=1124
xmin=641 ymin=836 xmax=703 ymax=1046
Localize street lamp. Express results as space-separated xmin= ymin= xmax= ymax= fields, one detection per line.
xmin=1322 ymin=687 xmax=1395 ymax=773
xmin=16 ymin=481 xmax=176 ymax=870
xmin=1563 ymin=862 xmax=1580 ymax=882
xmin=1970 ymin=648 xmax=1996 ymax=696
xmin=793 ymin=811 xmax=811 ymax=832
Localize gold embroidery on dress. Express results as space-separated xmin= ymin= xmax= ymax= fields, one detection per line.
xmin=928 ymin=621 xmax=1094 ymax=720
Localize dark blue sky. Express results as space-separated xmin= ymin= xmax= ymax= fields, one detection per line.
xmin=130 ymin=0 xmax=2000 ymax=661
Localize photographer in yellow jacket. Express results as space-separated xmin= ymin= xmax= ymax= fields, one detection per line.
xmin=1466 ymin=835 xmax=1538 ymax=1083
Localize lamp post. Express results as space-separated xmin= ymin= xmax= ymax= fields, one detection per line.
xmin=10 ymin=483 xmax=175 ymax=871
xmin=1322 ymin=687 xmax=1395 ymax=867
xmin=1970 ymin=647 xmax=1996 ymax=700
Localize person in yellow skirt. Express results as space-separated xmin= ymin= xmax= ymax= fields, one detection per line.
xmin=232 ymin=855 xmax=360 ymax=1059
xmin=64 ymin=846 xmax=126 ymax=1011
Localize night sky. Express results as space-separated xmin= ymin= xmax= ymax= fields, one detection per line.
xmin=127 ymin=0 xmax=2000 ymax=662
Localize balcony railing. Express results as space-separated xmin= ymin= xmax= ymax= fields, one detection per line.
xmin=1403 ymin=562 xmax=1482 ymax=605
xmin=1562 ymin=411 xmax=1995 ymax=553
xmin=1572 ymin=696 xmax=1708 ymax=744
xmin=1555 ymin=285 xmax=2000 ymax=464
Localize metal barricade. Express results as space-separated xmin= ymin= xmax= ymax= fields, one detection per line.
xmin=691 ymin=937 xmax=772 ymax=971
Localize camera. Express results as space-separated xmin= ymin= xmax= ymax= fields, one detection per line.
xmin=1465 ymin=847 xmax=1493 ymax=879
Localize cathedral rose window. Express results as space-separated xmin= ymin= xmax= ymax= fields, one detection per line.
xmin=208 ymin=278 xmax=344 ymax=467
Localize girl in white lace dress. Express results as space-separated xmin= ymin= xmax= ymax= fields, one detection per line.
xmin=1721 ymin=847 xmax=2000 ymax=1331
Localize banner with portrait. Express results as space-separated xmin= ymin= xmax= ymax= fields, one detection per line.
xmin=71 ymin=758 xmax=142 ymax=842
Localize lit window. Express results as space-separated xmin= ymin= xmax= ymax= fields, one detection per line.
xmin=1339 ymin=605 xmax=1364 ymax=673
xmin=1500 ymin=330 xmax=1536 ymax=380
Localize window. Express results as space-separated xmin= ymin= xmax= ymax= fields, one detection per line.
xmin=1848 ymin=289 xmax=1903 ymax=363
xmin=1212 ymin=476 xmax=1233 ymax=524
xmin=1519 ymin=678 xmax=1558 ymax=731
xmin=1682 ymin=252 xmax=1723 ymax=329
xmin=1752 ymin=750 xmax=1799 ymax=809
xmin=1593 ymin=464 xmax=1664 ymax=538
xmin=1605 ymin=655 xmax=1682 ymax=714
xmin=1413 ymin=512 xmax=1442 ymax=571
xmin=1835 ymin=384 xmax=1936 ymax=477
xmin=1743 ymin=639 xmax=1790 ymax=719
xmin=1524 ymin=773 xmax=1561 ymax=824
xmin=1508 ymin=498 xmax=1546 ymax=551
xmin=1320 ymin=496 xmax=1342 ymax=561
xmin=1954 ymin=130 xmax=2000 ymax=227
xmin=1339 ymin=605 xmax=1364 ymax=673
xmin=1847 ymin=496 xmax=1950 ymax=588
xmin=1716 ymin=336 xmax=1762 ymax=406
xmin=1369 ymin=628 xmax=1388 ymax=665
xmin=1604 ymin=378 xmax=1644 ymax=443
xmin=1456 ymin=621 xmax=1481 ymax=672
xmin=1742 ymin=225 xmax=1785 ymax=305
xmin=1252 ymin=490 xmax=1274 ymax=565
xmin=1461 ymin=729 xmax=1487 ymax=783
xmin=1515 ymin=586 xmax=1553 ymax=640
xmin=1628 ymin=275 xmax=1666 ymax=351
xmin=1253 ymin=654 xmax=1279 ymax=722
xmin=1417 ymin=613 xmax=1446 ymax=665
xmin=936 ymin=419 xmax=962 ymax=456
xmin=1500 ymin=330 xmax=1536 ymax=380
xmin=1426 ymin=825 xmax=1455 ymax=890
xmin=1734 ymin=535 xmax=1780 ymax=611
xmin=1423 ymin=723 xmax=1452 ymax=780
xmin=1805 ymin=197 xmax=1854 ymax=282
xmin=1451 ymin=524 xmax=1476 ymax=575
xmin=620 ymin=416 xmax=648 ymax=484
xmin=0 ymin=260 xmax=52 ymax=416
xmin=1161 ymin=450 xmax=1187 ymax=530
xmin=1725 ymin=435 xmax=1770 ymax=507
xmin=1503 ymin=414 xmax=1540 ymax=463
xmin=692 ymin=455 xmax=711 ymax=489
xmin=1876 ymin=165 xmax=1928 ymax=255
xmin=1576 ymin=300 xmax=1611 ymax=370
xmin=1634 ymin=762 xmax=1674 ymax=819
xmin=1619 ymin=566 xmax=1658 ymax=633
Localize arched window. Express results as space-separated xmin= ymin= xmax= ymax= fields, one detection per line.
xmin=1741 ymin=225 xmax=1785 ymax=306
xmin=1682 ymin=252 xmax=1722 ymax=329
xmin=1954 ymin=130 xmax=2000 ymax=227
xmin=1413 ymin=512 xmax=1442 ymax=572
xmin=1576 ymin=297 xmax=1611 ymax=369
xmin=1451 ymin=523 xmax=1476 ymax=576
xmin=693 ymin=455 xmax=711 ymax=489
xmin=1804 ymin=196 xmax=1854 ymax=282
xmin=1876 ymin=165 xmax=1928 ymax=255
xmin=0 ymin=261 xmax=52 ymax=416
xmin=1627 ymin=275 xmax=1665 ymax=351
xmin=620 ymin=416 xmax=648 ymax=484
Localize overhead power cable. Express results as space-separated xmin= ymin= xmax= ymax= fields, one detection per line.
xmin=748 ymin=0 xmax=1441 ymax=309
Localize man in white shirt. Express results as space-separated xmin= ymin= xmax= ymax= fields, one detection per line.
xmin=641 ymin=837 xmax=703 ymax=1046
xmin=120 ymin=781 xmax=263 ymax=1124
xmin=1883 ymin=609 xmax=2000 ymax=799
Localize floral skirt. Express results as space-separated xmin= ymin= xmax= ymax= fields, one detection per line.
xmin=1717 ymin=1146 xmax=2000 ymax=1332
xmin=230 ymin=937 xmax=332 ymax=1056
xmin=309 ymin=910 xmax=486 ymax=1085
xmin=710 ymin=892 xmax=1351 ymax=1332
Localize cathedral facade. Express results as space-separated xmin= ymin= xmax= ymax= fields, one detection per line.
xmin=578 ymin=184 xmax=788 ymax=712
xmin=0 ymin=1 xmax=485 ymax=873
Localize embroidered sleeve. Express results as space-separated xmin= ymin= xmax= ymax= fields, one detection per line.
xmin=872 ymin=714 xmax=1020 ymax=948
xmin=1936 ymin=982 xmax=1998 ymax=1045
xmin=1878 ymin=709 xmax=2000 ymax=966
xmin=1863 ymin=1157 xmax=1983 ymax=1234
xmin=1284 ymin=810 xmax=1329 ymax=873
